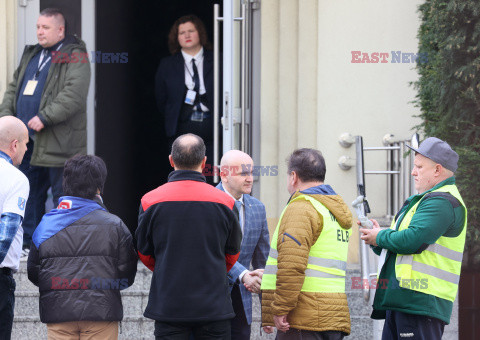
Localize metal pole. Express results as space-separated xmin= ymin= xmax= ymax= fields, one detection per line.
xmin=399 ymin=142 xmax=405 ymax=206
xmin=365 ymin=171 xmax=401 ymax=175
xmin=213 ymin=4 xmax=221 ymax=183
xmin=387 ymin=145 xmax=392 ymax=218
xmin=393 ymin=143 xmax=399 ymax=213
xmin=355 ymin=136 xmax=371 ymax=303
xmin=223 ymin=0 xmax=234 ymax=152
xmin=364 ymin=146 xmax=401 ymax=151
xmin=240 ymin=1 xmax=247 ymax=151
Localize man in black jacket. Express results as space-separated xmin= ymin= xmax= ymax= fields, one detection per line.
xmin=27 ymin=155 xmax=137 ymax=339
xmin=137 ymin=133 xmax=242 ymax=340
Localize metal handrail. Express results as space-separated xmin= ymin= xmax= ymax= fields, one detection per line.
xmin=355 ymin=135 xmax=418 ymax=302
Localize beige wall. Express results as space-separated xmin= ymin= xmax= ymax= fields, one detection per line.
xmin=260 ymin=0 xmax=423 ymax=262
xmin=0 ymin=0 xmax=17 ymax=100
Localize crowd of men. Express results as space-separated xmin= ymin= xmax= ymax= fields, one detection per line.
xmin=0 ymin=7 xmax=468 ymax=340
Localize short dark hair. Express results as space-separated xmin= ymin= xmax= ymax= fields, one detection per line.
xmin=287 ymin=148 xmax=326 ymax=182
xmin=168 ymin=15 xmax=212 ymax=55
xmin=63 ymin=155 xmax=107 ymax=199
xmin=40 ymin=8 xmax=66 ymax=29
xmin=171 ymin=134 xmax=206 ymax=170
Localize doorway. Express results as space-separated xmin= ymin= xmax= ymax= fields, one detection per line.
xmin=95 ymin=0 xmax=221 ymax=231
xmin=18 ymin=0 xmax=258 ymax=232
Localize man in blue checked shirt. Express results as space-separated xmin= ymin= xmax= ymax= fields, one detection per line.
xmin=0 ymin=116 xmax=29 ymax=340
xmin=217 ymin=150 xmax=270 ymax=340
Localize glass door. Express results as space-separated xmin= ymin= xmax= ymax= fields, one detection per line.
xmin=214 ymin=0 xmax=258 ymax=181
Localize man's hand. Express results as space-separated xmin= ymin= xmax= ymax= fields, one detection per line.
xmin=273 ymin=315 xmax=289 ymax=333
xmin=359 ymin=219 xmax=381 ymax=246
xmin=27 ymin=116 xmax=44 ymax=132
xmin=262 ymin=326 xmax=274 ymax=334
xmin=242 ymin=269 xmax=264 ymax=293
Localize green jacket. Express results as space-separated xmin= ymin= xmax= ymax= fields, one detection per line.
xmin=371 ymin=177 xmax=466 ymax=324
xmin=0 ymin=36 xmax=90 ymax=167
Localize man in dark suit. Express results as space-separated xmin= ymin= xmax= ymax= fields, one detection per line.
xmin=217 ymin=150 xmax=270 ymax=340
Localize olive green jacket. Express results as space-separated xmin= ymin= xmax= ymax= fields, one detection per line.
xmin=0 ymin=36 xmax=90 ymax=167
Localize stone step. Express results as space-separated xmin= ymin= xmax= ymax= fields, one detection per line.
xmin=12 ymin=319 xmax=274 ymax=340
xmin=12 ymin=260 xmax=456 ymax=340
xmin=13 ymin=261 xmax=369 ymax=339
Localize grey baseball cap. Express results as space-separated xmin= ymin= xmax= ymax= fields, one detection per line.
xmin=406 ymin=137 xmax=459 ymax=172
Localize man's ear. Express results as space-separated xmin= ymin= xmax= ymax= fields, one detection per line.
xmin=200 ymin=156 xmax=207 ymax=170
xmin=290 ymin=171 xmax=298 ymax=187
xmin=58 ymin=24 xmax=65 ymax=37
xmin=10 ymin=139 xmax=18 ymax=154
xmin=169 ymin=155 xmax=175 ymax=169
xmin=220 ymin=171 xmax=227 ymax=183
xmin=434 ymin=164 xmax=442 ymax=177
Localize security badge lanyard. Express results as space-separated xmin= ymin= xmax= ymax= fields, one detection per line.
xmin=23 ymin=44 xmax=63 ymax=96
xmin=183 ymin=61 xmax=204 ymax=122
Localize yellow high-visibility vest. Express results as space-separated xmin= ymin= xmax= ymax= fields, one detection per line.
xmin=261 ymin=195 xmax=350 ymax=293
xmin=394 ymin=184 xmax=467 ymax=302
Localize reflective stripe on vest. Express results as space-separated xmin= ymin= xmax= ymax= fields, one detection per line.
xmin=393 ymin=184 xmax=467 ymax=302
xmin=260 ymin=194 xmax=350 ymax=293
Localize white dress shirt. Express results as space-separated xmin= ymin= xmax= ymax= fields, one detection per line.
xmin=181 ymin=48 xmax=209 ymax=112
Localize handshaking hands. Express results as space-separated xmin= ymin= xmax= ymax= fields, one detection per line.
xmin=242 ymin=268 xmax=264 ymax=294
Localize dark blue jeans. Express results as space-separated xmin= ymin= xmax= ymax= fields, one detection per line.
xmin=154 ymin=319 xmax=231 ymax=340
xmin=382 ymin=310 xmax=445 ymax=340
xmin=19 ymin=140 xmax=63 ymax=247
xmin=0 ymin=272 xmax=15 ymax=340
xmin=231 ymin=285 xmax=251 ymax=340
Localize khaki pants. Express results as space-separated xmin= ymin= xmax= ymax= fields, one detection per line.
xmin=47 ymin=321 xmax=118 ymax=340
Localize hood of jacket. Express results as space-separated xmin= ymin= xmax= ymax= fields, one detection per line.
xmin=292 ymin=184 xmax=353 ymax=230
xmin=24 ymin=34 xmax=88 ymax=56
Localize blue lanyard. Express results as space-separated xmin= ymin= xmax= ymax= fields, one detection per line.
xmin=35 ymin=43 xmax=63 ymax=80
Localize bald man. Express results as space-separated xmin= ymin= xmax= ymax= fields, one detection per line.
xmin=0 ymin=116 xmax=29 ymax=339
xmin=217 ymin=150 xmax=270 ymax=340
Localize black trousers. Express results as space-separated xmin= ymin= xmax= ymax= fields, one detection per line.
xmin=231 ymin=285 xmax=251 ymax=340
xmin=19 ymin=140 xmax=63 ymax=247
xmin=382 ymin=310 xmax=445 ymax=340
xmin=0 ymin=271 xmax=15 ymax=340
xmin=154 ymin=320 xmax=231 ymax=340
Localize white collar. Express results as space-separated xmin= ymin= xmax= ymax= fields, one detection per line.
xmin=223 ymin=186 xmax=244 ymax=204
xmin=181 ymin=47 xmax=204 ymax=64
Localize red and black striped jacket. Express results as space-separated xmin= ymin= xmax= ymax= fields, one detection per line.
xmin=136 ymin=170 xmax=242 ymax=322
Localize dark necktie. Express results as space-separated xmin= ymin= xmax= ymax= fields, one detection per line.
xmin=192 ymin=59 xmax=200 ymax=93
xmin=234 ymin=200 xmax=244 ymax=232
xmin=192 ymin=59 xmax=202 ymax=112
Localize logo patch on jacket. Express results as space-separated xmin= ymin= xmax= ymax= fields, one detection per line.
xmin=57 ymin=200 xmax=73 ymax=210
xmin=18 ymin=197 xmax=26 ymax=210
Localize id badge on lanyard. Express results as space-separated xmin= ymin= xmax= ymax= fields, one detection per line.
xmin=23 ymin=44 xmax=62 ymax=96
xmin=23 ymin=80 xmax=38 ymax=96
